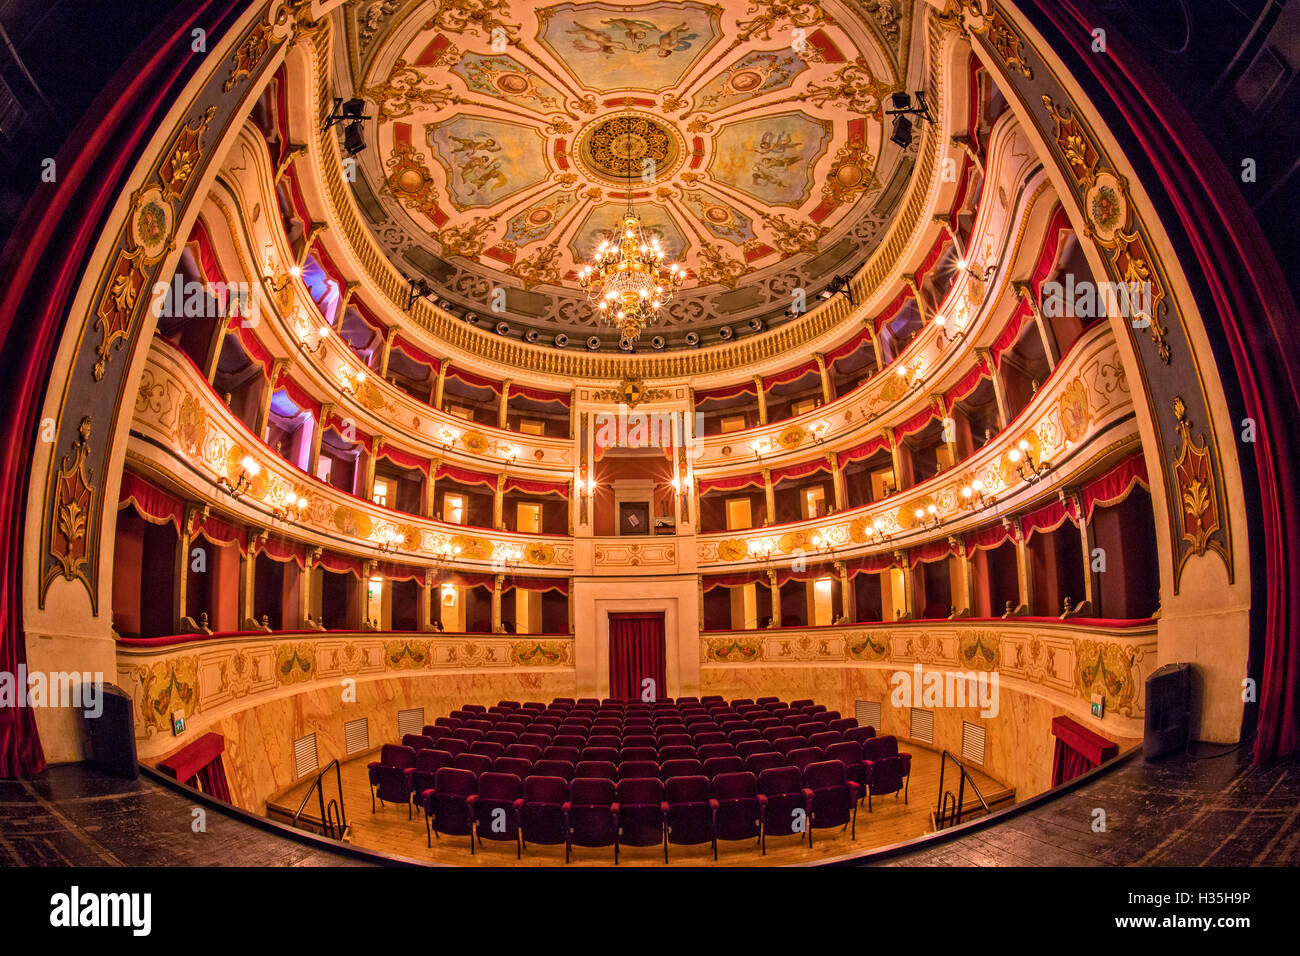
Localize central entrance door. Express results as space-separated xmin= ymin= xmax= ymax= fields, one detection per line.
xmin=608 ymin=612 xmax=667 ymax=701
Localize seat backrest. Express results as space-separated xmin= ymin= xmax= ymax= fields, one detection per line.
xmin=553 ymin=734 xmax=586 ymax=749
xmin=452 ymin=728 xmax=484 ymax=744
xmin=517 ymin=734 xmax=551 ymax=750
xmin=656 ymin=733 xmax=692 ymax=747
xmin=618 ymin=759 xmax=660 ymax=780
xmin=622 ymin=734 xmax=656 ymax=749
xmin=433 ymin=716 xmax=462 ymax=729
xmin=692 ymin=731 xmax=727 ymax=746
xmin=423 ymin=725 xmax=450 ymax=741
xmin=789 ymin=699 xmax=814 ymax=709
xmin=827 ymin=718 xmax=857 ymax=734
xmin=485 ymin=731 xmax=517 ymax=747
xmin=757 ymin=766 xmax=803 ymax=796
xmin=660 ymin=758 xmax=704 ymax=781
xmin=766 ymin=726 xmax=797 ymax=741
xmin=794 ymin=722 xmax=823 ymax=739
xmin=658 ymin=745 xmax=697 ymax=762
xmin=803 ymin=760 xmax=846 ymax=790
xmin=745 ymin=752 xmax=786 ymax=775
xmin=574 ymin=760 xmax=617 ymax=780
xmin=469 ymin=741 xmax=505 ymax=760
xmin=463 ymin=720 xmax=493 ymax=733
xmin=755 ymin=696 xmax=780 ymax=706
xmin=570 ymin=776 xmax=616 ymax=806
xmin=439 ymin=738 xmax=468 ymax=758
xmin=788 ymin=747 xmax=826 ymax=772
xmin=478 ymin=771 xmax=522 ymax=801
xmin=581 ymin=746 xmax=620 ymax=764
xmin=700 ymin=695 xmax=725 ymax=705
xmin=506 ymin=743 xmax=543 ymax=762
xmin=862 ymin=735 xmax=900 ymax=761
xmin=736 ymin=740 xmax=769 ymax=760
xmin=381 ymin=744 xmax=417 ymax=769
xmin=523 ymin=775 xmax=568 ymax=803
xmin=616 ymin=776 xmax=664 ymax=805
xmin=434 ymin=766 xmax=477 ymax=797
xmin=702 ymin=756 xmax=745 ymax=778
xmin=729 ymin=698 xmax=755 ymax=708
xmin=846 ymin=725 xmax=877 ymax=746
xmin=454 ymin=752 xmax=492 ymax=776
xmin=696 ymin=743 xmax=735 ymax=761
xmin=809 ymin=731 xmax=842 ymax=750
xmin=712 ymin=771 xmax=759 ymax=801
xmin=532 ymin=759 xmax=574 ymax=781
xmin=492 ymin=756 xmax=533 ymax=779
xmin=664 ymin=774 xmax=710 ymax=805
xmin=415 ymin=749 xmax=453 ymax=773
xmin=543 ymin=745 xmax=581 ymax=764
xmin=827 ymin=741 xmax=863 ymax=764
xmin=620 ymin=746 xmax=657 ymax=763
xmin=461 ymin=704 xmax=487 ymax=714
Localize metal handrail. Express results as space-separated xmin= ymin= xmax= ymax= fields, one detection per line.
xmin=293 ymin=760 xmax=347 ymax=840
xmin=935 ymin=750 xmax=990 ymax=829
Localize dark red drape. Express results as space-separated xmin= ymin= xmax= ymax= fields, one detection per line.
xmin=608 ymin=613 xmax=666 ymax=701
xmin=1050 ymin=715 xmax=1119 ymax=786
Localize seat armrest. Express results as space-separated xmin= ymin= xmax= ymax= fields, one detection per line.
xmin=709 ymin=798 xmax=720 ymax=811
xmin=755 ymin=794 xmax=768 ymax=808
xmin=660 ymin=801 xmax=670 ymax=813
xmin=610 ymin=801 xmax=620 ymax=814
xmin=512 ymin=798 xmax=525 ymax=810
xmin=847 ymin=782 xmax=861 ymax=799
xmin=465 ymin=794 xmax=478 ymax=808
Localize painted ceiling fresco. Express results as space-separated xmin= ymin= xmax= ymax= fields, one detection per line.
xmin=343 ymin=0 xmax=917 ymax=349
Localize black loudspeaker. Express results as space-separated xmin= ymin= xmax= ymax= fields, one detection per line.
xmin=86 ymin=683 xmax=139 ymax=778
xmin=1144 ymin=663 xmax=1192 ymax=760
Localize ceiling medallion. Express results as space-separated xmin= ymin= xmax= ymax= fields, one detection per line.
xmin=578 ymin=115 xmax=686 ymax=342
xmin=576 ymin=111 xmax=683 ymax=185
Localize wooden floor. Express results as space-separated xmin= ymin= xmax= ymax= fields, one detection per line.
xmin=269 ymin=747 xmax=1012 ymax=866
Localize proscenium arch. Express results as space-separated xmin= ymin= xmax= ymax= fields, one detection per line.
xmin=0 ymin=0 xmax=1294 ymax=776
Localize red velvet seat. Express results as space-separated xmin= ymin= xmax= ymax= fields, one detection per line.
xmin=469 ymin=740 xmax=505 ymax=761
xmin=827 ymin=717 xmax=857 ymax=734
xmin=862 ymin=735 xmax=912 ymax=810
xmin=566 ymin=777 xmax=618 ymax=863
xmin=788 ymin=747 xmax=827 ymax=774
xmin=826 ymin=741 xmax=868 ymax=801
xmin=804 ymin=760 xmax=859 ymax=845
xmin=402 ymin=733 xmax=435 ymax=752
xmin=505 ymin=743 xmax=543 ymax=763
xmin=532 ymin=759 xmax=574 ymax=781
xmin=696 ymin=743 xmax=736 ymax=761
xmin=475 ymin=772 xmax=525 ymax=858
xmin=702 ymin=755 xmax=745 ymax=779
xmin=756 ymin=767 xmax=809 ymax=852
xmin=616 ymin=777 xmax=665 ymax=855
xmin=845 ymin=725 xmax=877 ymax=747
xmin=620 ymin=746 xmax=657 ymax=763
xmin=492 ymin=756 xmax=533 ymax=781
xmin=713 ymin=771 xmax=764 ymax=850
xmin=617 ymin=759 xmax=660 ymax=781
xmin=664 ymin=775 xmax=716 ymax=861
xmin=454 ymin=752 xmax=493 ymax=777
xmin=574 ymin=760 xmax=618 ymax=781
xmin=659 ymin=758 xmax=704 ymax=782
xmin=657 ymin=744 xmax=697 ymax=762
xmin=809 ymin=731 xmax=842 ymax=751
xmin=543 ymin=745 xmax=581 ymax=764
xmin=520 ymin=776 xmax=569 ymax=850
xmin=423 ymin=767 xmax=477 ymax=850
xmin=745 ymin=752 xmax=785 ymax=776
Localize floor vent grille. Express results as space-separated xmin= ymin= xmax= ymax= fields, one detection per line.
xmin=293 ymin=734 xmax=319 ymax=778
xmin=910 ymin=708 xmax=935 ymax=745
xmin=344 ymin=718 xmax=369 ymax=756
xmin=855 ymin=700 xmax=882 ymax=732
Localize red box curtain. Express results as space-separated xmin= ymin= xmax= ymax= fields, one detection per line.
xmin=608 ymin=613 xmax=666 ymax=701
xmin=763 ymin=358 xmax=820 ymax=389
xmin=320 ymin=407 xmax=373 ymax=451
xmin=444 ymin=364 xmax=502 ymax=394
xmin=966 ymin=521 xmax=1013 ymax=552
xmin=504 ymin=476 xmax=569 ymax=498
xmin=226 ymin=315 xmax=275 ymax=373
xmin=189 ymin=512 xmax=248 ymax=553
xmin=837 ymin=434 xmax=891 ymax=468
xmin=118 ymin=471 xmax=185 ymax=532
xmin=275 ymin=373 xmax=322 ymax=420
xmin=260 ymin=535 xmax=309 ymax=567
xmin=693 ymin=380 xmax=757 ymax=404
xmin=316 ymin=551 xmax=363 ymax=578
xmin=909 ymin=538 xmax=956 ymax=567
xmin=944 ymin=355 xmax=993 ymax=412
xmin=895 ymin=403 xmax=939 ymax=440
xmin=390 ymin=334 xmax=441 ymax=373
xmin=372 ymin=561 xmax=427 ymax=583
xmin=872 ymin=288 xmax=910 ymax=334
xmin=1022 ymin=498 xmax=1078 ymax=538
xmin=990 ymin=299 xmax=1033 ymax=366
xmin=702 ymin=572 xmax=767 ymax=590
xmin=1050 ymin=715 xmax=1118 ymax=786
xmin=157 ymin=732 xmax=232 ymax=803
xmin=769 ymin=457 xmax=831 ymax=486
xmin=697 ymin=472 xmax=764 ymax=494
xmin=774 ymin=562 xmax=838 ymax=585
xmin=189 ymin=218 xmax=229 ymax=300
xmin=1082 ymin=453 xmax=1149 ymax=518
xmin=509 ymin=382 xmax=570 ymax=406
xmin=506 ymin=576 xmax=570 ymax=594
xmin=844 ymin=553 xmax=899 ymax=577
xmin=824 ymin=324 xmax=873 ymax=367
xmin=377 ymin=443 xmax=431 ymax=474
xmin=435 ymin=463 xmax=497 ymax=491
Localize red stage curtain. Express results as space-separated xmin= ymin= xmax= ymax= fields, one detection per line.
xmin=1050 ymin=715 xmax=1118 ymax=786
xmin=944 ymin=355 xmax=993 ymax=412
xmin=1022 ymin=499 xmax=1076 ymax=538
xmin=320 ymin=408 xmax=372 ymax=451
xmin=376 ymin=443 xmax=431 ymax=474
xmin=1082 ymin=453 xmax=1149 ymax=518
xmin=990 ymin=299 xmax=1033 ymax=365
xmin=261 ymin=536 xmax=308 ymax=566
xmin=316 ymin=552 xmax=363 ymax=577
xmin=895 ymin=404 xmax=938 ymax=440
xmin=844 ymin=553 xmax=898 ymax=577
xmin=967 ymin=521 xmax=1013 ymax=552
xmin=508 ymin=576 xmax=570 ymax=594
xmin=190 ymin=512 xmax=247 ymax=553
xmin=608 ymin=613 xmax=666 ymax=701
xmin=274 ymin=374 xmax=321 ymax=420
xmin=444 ymin=365 xmax=502 ymax=393
xmin=872 ymin=288 xmax=910 ymax=334
xmin=909 ymin=538 xmax=956 ymax=567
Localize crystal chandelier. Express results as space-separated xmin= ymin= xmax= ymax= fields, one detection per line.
xmin=578 ymin=121 xmax=684 ymax=341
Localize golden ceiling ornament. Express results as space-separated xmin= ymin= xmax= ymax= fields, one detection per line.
xmin=577 ymin=115 xmax=686 ymax=341
xmin=592 ymin=375 xmax=672 ymax=409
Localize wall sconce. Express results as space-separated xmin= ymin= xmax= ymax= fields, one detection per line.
xmin=913 ymin=503 xmax=940 ymax=529
xmin=340 ymin=368 xmax=366 ymax=398
xmin=265 ymin=261 xmax=301 ymax=294
xmin=375 ymin=528 xmax=406 ymax=554
xmin=217 ymin=456 xmax=260 ymax=498
xmin=272 ymin=492 xmax=309 ymax=524
xmin=747 ymin=538 xmax=775 ymax=562
xmin=933 ymin=314 xmax=965 ymax=344
xmin=959 ymin=479 xmax=988 ymax=510
xmin=437 ymin=425 xmax=462 ymax=450
xmin=430 ymin=540 xmax=463 ymax=567
xmin=808 ymin=421 xmax=831 ymax=444
xmin=956 ymin=257 xmax=995 ymax=282
xmin=1008 ymin=439 xmax=1050 ymax=483
xmin=493 ymin=542 xmax=524 ymax=570
xmin=484 ymin=439 xmax=519 ymax=461
xmin=750 ymin=438 xmax=771 ymax=459
xmin=865 ymin=515 xmax=891 ymax=543
xmin=894 ymin=361 xmax=923 ymax=391
xmin=297 ymin=324 xmax=330 ymax=356
xmin=810 ymin=529 xmax=837 ymax=553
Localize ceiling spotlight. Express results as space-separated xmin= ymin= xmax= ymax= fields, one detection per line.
xmin=820 ymin=274 xmax=856 ymax=307
xmin=405 ymin=276 xmax=434 ymax=310
xmin=885 ymin=91 xmax=933 ymax=150
xmin=325 ymin=98 xmax=372 ymax=157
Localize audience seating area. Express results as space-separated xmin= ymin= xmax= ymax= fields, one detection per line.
xmin=366 ymin=696 xmax=911 ymax=862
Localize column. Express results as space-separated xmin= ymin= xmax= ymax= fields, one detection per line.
xmin=955 ymin=537 xmax=975 ymax=615
xmin=761 ymin=468 xmax=775 ymax=527
xmin=492 ymin=573 xmax=504 ymax=633
xmin=1014 ymin=280 xmax=1059 ymax=367
xmin=936 ymin=395 xmax=958 ymax=470
xmin=298 ymin=550 xmax=315 ymax=629
xmin=173 ymin=512 xmax=193 ymax=632
xmin=309 ymin=401 xmax=329 ymax=477
xmin=895 ymin=551 xmax=914 ymax=620
xmin=1075 ymin=493 xmax=1097 ymax=612
xmin=754 ymin=376 xmax=768 ymax=425
xmin=904 ymin=273 xmax=928 ymax=325
xmin=419 ymin=572 xmax=433 ymax=631
xmin=362 ymin=436 xmax=382 ymax=502
xmin=1012 ymin=520 xmax=1032 ymax=615
xmin=836 ymin=560 xmax=853 ymax=623
xmin=378 ymin=326 xmax=397 ymax=377
xmin=950 ymin=134 xmax=984 ymax=178
xmin=334 ymin=280 xmax=359 ymax=330
xmin=296 ymin=221 xmax=327 ymax=268
xmin=238 ymin=547 xmax=257 ymax=627
xmin=886 ymin=427 xmax=904 ymax=491
xmin=435 ymin=361 xmax=450 ymax=410
xmin=498 ymin=380 xmax=512 ymax=430
xmin=360 ymin=560 xmax=374 ymax=629
xmin=868 ymin=323 xmax=885 ymax=370
xmin=977 ymin=346 xmax=1009 ymax=429
xmin=425 ymin=459 xmax=439 ymax=518
xmin=815 ymin=353 xmax=832 ymax=404
xmin=830 ymin=453 xmax=846 ymax=512
xmin=201 ymin=319 xmax=227 ymax=383
xmin=493 ymin=474 xmax=506 ymax=530
xmin=568 ymin=577 xmax=576 ymax=635
xmin=256 ymin=358 xmax=288 ymax=439
xmin=692 ymin=476 xmax=702 ymax=534
xmin=766 ymin=569 xmax=782 ymax=628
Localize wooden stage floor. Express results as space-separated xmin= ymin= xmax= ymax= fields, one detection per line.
xmin=270 ymin=746 xmax=1012 ymax=866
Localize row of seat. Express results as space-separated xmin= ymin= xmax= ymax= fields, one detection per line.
xmin=421 ymin=764 xmax=860 ymax=861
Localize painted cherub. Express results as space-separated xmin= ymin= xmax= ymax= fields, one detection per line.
xmin=449 ymin=134 xmax=501 ymax=154
xmin=655 ymin=22 xmax=699 ymax=57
